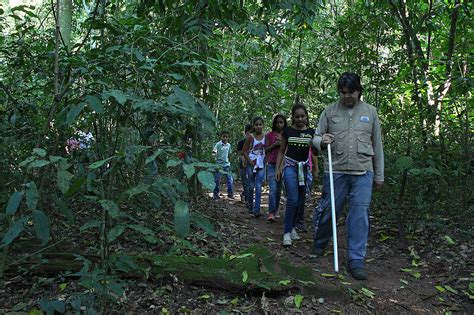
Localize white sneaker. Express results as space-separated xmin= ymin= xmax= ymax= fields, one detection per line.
xmin=282 ymin=233 xmax=292 ymax=246
xmin=291 ymin=228 xmax=300 ymax=240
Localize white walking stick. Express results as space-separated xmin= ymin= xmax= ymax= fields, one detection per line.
xmin=327 ymin=143 xmax=339 ymax=273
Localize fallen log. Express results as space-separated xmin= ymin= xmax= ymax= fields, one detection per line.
xmin=5 ymin=245 xmax=343 ymax=296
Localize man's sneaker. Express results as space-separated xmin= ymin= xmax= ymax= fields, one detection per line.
xmin=267 ymin=213 xmax=275 ymax=222
xmin=349 ymin=268 xmax=368 ymax=280
xmin=309 ymin=246 xmax=324 ymax=258
xmin=275 ymin=213 xmax=281 ymax=219
xmin=290 ymin=228 xmax=300 ymax=240
xmin=282 ymin=233 xmax=292 ymax=246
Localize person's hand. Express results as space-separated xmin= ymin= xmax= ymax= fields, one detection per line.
xmin=321 ymin=133 xmax=335 ymax=145
xmin=275 ymin=170 xmax=282 ymax=181
xmin=374 ymin=180 xmax=384 ymax=190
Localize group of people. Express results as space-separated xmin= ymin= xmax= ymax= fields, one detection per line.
xmin=212 ymin=73 xmax=384 ymax=280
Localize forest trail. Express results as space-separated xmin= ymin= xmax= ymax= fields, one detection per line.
xmin=191 ymin=181 xmax=471 ymax=313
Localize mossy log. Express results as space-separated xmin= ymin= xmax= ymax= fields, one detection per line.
xmin=6 ymin=245 xmax=342 ymax=296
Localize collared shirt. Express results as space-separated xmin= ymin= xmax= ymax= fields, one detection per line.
xmin=213 ymin=141 xmax=231 ymax=167
xmin=312 ymin=100 xmax=384 ymax=182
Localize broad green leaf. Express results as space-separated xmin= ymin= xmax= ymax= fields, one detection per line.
xmin=80 ymin=219 xmax=102 ymax=231
xmin=6 ymin=191 xmax=23 ymax=215
xmin=279 ymin=279 xmax=291 ymax=285
xmin=55 ymin=197 xmax=74 ymax=225
xmin=89 ymin=156 xmax=114 ymax=169
xmin=166 ymin=159 xmax=182 ymax=167
xmin=85 ymin=95 xmax=103 ymax=113
xmin=19 ymin=156 xmax=36 ymax=167
xmin=107 ymin=225 xmax=126 ymax=242
xmin=65 ymin=177 xmax=86 ymax=197
xmin=33 ymin=148 xmax=47 ymax=157
xmin=191 ymin=213 xmax=216 ymax=236
xmin=128 ymin=224 xmax=155 ymax=236
xmin=174 ymin=200 xmax=190 ymax=237
xmin=294 ymin=294 xmax=304 ymax=308
xmin=172 ymin=86 xmax=196 ymax=109
xmin=242 ymin=270 xmax=248 ymax=283
xmin=183 ymin=164 xmax=195 ymax=178
xmin=125 ymin=183 xmax=150 ymax=198
xmin=395 ymin=156 xmax=414 ymax=172
xmin=145 ymin=149 xmax=163 ymax=164
xmin=1 ymin=216 xmax=28 ymax=246
xmin=33 ymin=210 xmax=50 ymax=245
xmin=198 ymin=170 xmax=215 ymax=191
xmin=57 ymin=170 xmax=73 ymax=194
xmin=230 ymin=297 xmax=239 ymax=305
xmin=28 ymin=160 xmax=50 ymax=169
xmin=108 ymin=89 xmax=127 ymax=105
xmin=26 ymin=181 xmax=39 ymax=211
xmin=66 ymin=103 xmax=85 ymax=125
xmin=39 ymin=298 xmax=65 ymax=315
xmin=100 ymin=199 xmax=121 ymax=218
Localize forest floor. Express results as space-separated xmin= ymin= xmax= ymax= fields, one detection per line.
xmin=1 ymin=182 xmax=473 ymax=314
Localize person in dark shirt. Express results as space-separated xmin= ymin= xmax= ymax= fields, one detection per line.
xmin=276 ymin=103 xmax=317 ymax=247
xmin=237 ymin=124 xmax=253 ymax=207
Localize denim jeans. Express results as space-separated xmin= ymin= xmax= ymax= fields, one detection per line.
xmin=266 ymin=163 xmax=282 ymax=215
xmin=312 ymin=171 xmax=373 ymax=270
xmin=240 ymin=167 xmax=251 ymax=207
xmin=247 ymin=165 xmax=265 ymax=214
xmin=214 ymin=165 xmax=233 ymax=196
xmin=283 ymin=165 xmax=307 ymax=233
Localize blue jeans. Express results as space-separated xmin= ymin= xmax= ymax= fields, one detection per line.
xmin=247 ymin=165 xmax=265 ymax=214
xmin=214 ymin=165 xmax=233 ymax=196
xmin=312 ymin=171 xmax=374 ymax=270
xmin=240 ymin=167 xmax=251 ymax=207
xmin=266 ymin=164 xmax=282 ymax=215
xmin=283 ymin=165 xmax=307 ymax=233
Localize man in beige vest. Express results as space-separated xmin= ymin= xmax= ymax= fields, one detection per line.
xmin=311 ymin=72 xmax=384 ymax=280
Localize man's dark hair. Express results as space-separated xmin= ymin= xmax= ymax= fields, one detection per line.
xmin=220 ymin=130 xmax=230 ymax=136
xmin=337 ymin=72 xmax=363 ymax=97
xmin=244 ymin=124 xmax=253 ymax=133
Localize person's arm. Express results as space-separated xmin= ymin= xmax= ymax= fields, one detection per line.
xmin=237 ymin=141 xmax=246 ymax=167
xmin=212 ymin=142 xmax=218 ymax=156
xmin=372 ymin=111 xmax=384 ymax=189
xmin=275 ymin=136 xmax=287 ymax=181
xmin=265 ymin=133 xmax=280 ymax=154
xmin=242 ymin=136 xmax=254 ymax=166
xmin=312 ymin=110 xmax=334 ymax=152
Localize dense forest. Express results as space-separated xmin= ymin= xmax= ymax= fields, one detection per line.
xmin=0 ymin=0 xmax=472 ymax=313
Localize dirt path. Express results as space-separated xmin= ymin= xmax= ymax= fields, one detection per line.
xmin=195 ymin=182 xmax=470 ymax=313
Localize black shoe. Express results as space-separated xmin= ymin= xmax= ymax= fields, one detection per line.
xmin=254 ymin=212 xmax=262 ymax=218
xmin=349 ymin=268 xmax=368 ymax=280
xmin=213 ymin=194 xmax=220 ymax=200
xmin=228 ymin=194 xmax=235 ymax=199
xmin=309 ymin=246 xmax=324 ymax=258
